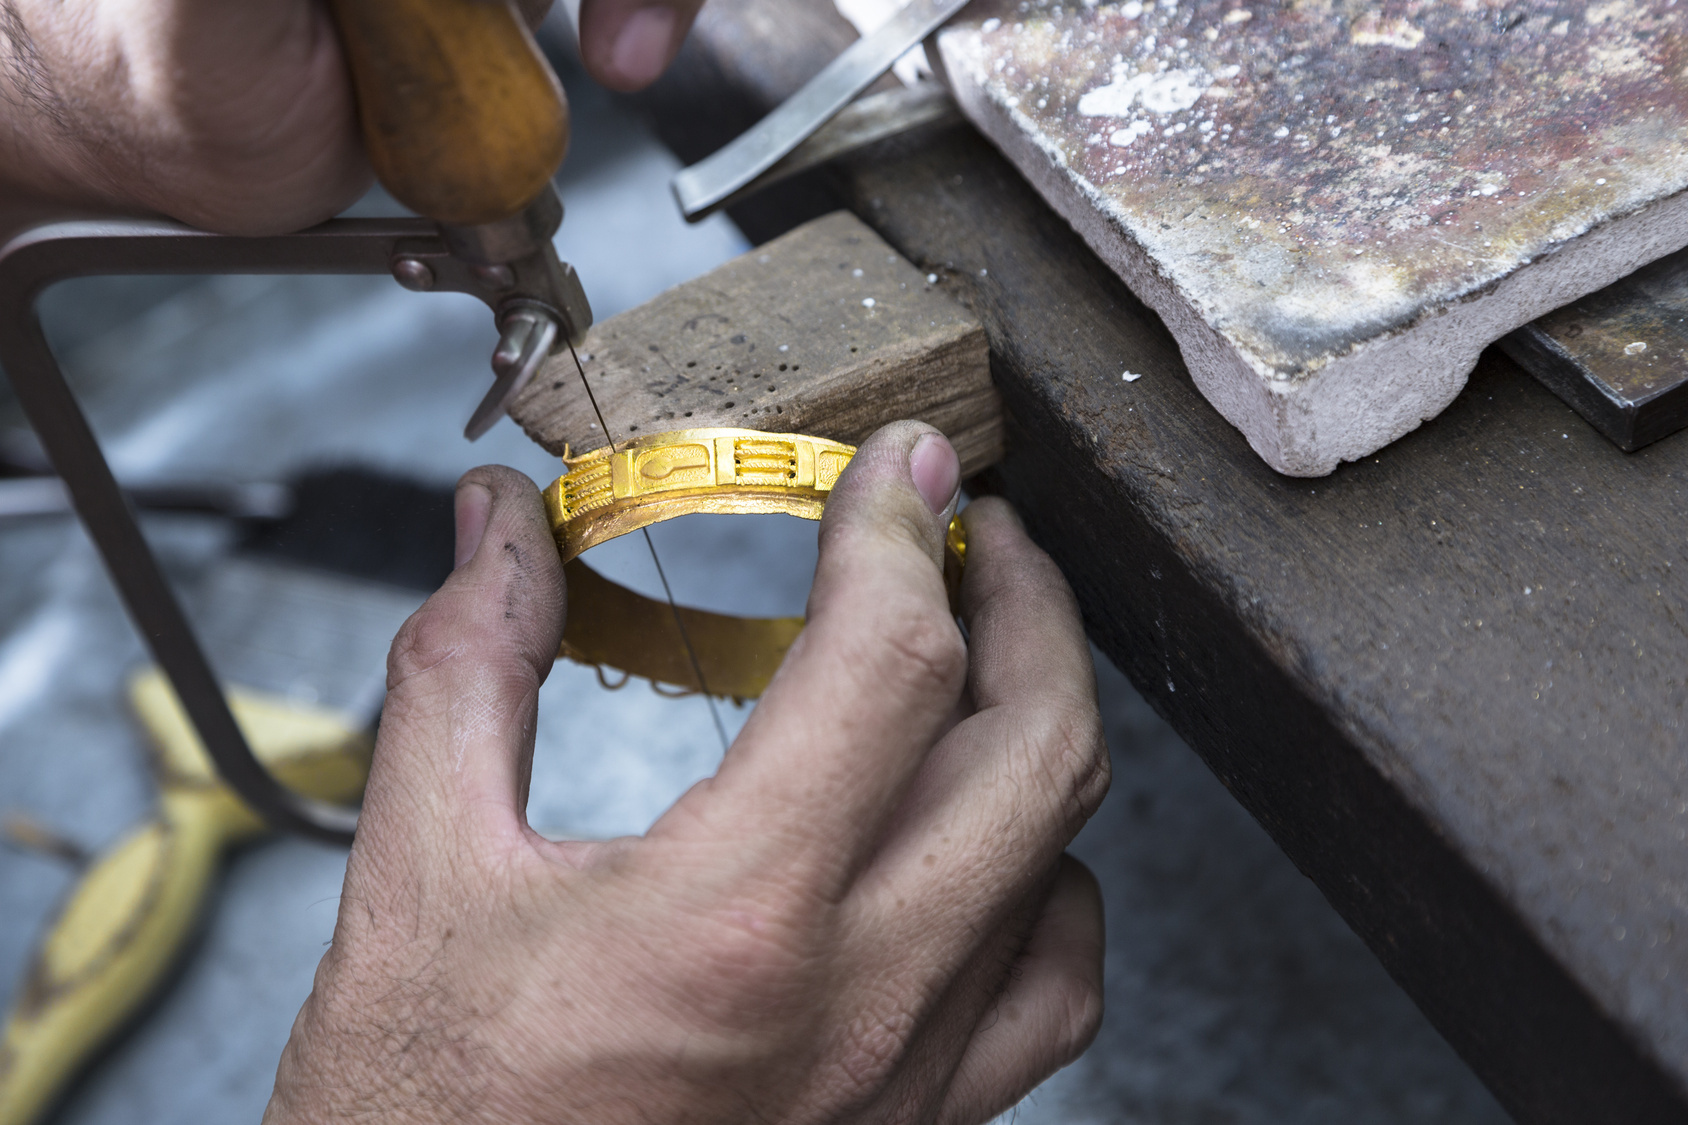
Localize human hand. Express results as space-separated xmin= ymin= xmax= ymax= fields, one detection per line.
xmin=264 ymin=421 xmax=1110 ymax=1124
xmin=0 ymin=0 xmax=371 ymax=235
xmin=0 ymin=0 xmax=699 ymax=236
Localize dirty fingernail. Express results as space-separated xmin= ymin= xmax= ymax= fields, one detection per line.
xmin=454 ymin=482 xmax=492 ymax=569
xmin=610 ymin=7 xmax=676 ymax=87
xmin=910 ymin=432 xmax=960 ymax=515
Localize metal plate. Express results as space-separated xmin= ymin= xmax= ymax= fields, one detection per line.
xmin=1504 ymin=245 xmax=1688 ymax=451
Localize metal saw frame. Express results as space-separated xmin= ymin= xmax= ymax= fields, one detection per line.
xmin=0 ymin=217 xmax=570 ymax=844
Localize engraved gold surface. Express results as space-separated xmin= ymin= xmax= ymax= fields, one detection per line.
xmin=542 ymin=428 xmax=857 ymax=563
xmin=543 ymin=428 xmax=965 ymax=700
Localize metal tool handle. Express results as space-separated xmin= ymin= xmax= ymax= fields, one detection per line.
xmin=328 ymin=0 xmax=570 ymax=225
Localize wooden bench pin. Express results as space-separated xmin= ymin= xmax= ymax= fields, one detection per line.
xmin=508 ymin=210 xmax=1004 ymax=697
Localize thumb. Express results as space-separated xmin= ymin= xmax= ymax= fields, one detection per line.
xmin=358 ymin=466 xmax=567 ymax=847
xmin=819 ymin=420 xmax=962 ymax=570
xmin=662 ymin=422 xmax=964 ymax=891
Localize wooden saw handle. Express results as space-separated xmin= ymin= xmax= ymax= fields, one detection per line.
xmin=329 ymin=0 xmax=570 ymax=225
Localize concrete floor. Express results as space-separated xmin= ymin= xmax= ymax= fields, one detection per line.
xmin=0 ymin=53 xmax=1510 ymax=1125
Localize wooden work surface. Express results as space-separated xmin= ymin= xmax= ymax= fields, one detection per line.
xmin=629 ymin=3 xmax=1688 ymax=1121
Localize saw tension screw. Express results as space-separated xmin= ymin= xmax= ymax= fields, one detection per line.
xmin=470 ymin=263 xmax=516 ymax=288
xmin=390 ymin=256 xmax=436 ymax=291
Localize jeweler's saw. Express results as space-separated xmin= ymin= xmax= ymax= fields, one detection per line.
xmin=0 ymin=0 xmax=984 ymax=847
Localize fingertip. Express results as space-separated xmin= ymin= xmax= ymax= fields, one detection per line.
xmin=956 ymin=496 xmax=1052 ymax=615
xmin=613 ymin=7 xmax=677 ymax=86
xmin=581 ymin=0 xmax=691 ymax=90
xmin=958 ymin=494 xmax=1025 ymax=538
xmin=453 ymin=464 xmax=543 ymax=529
xmin=822 ymin=421 xmax=956 ymax=569
xmin=933 ymin=855 xmax=1108 ymax=1125
xmin=910 ymin=431 xmax=960 ymax=515
xmin=454 ymin=482 xmax=492 ymax=570
xmin=1046 ymin=855 xmax=1106 ymax=1058
xmin=434 ymin=465 xmax=567 ymax=663
xmin=1051 ymin=854 xmax=1105 ymax=953
xmin=451 ymin=465 xmax=554 ymax=566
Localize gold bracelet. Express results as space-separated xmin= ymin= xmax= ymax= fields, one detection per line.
xmin=541 ymin=428 xmax=965 ymax=701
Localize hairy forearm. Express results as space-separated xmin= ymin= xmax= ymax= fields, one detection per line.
xmin=0 ymin=2 xmax=117 ymax=218
xmin=0 ymin=0 xmax=369 ymax=237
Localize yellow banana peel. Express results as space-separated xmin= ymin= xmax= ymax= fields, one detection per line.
xmin=0 ymin=669 xmax=370 ymax=1125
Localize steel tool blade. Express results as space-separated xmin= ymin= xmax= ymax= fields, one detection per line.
xmin=465 ymin=307 xmax=560 ymax=440
xmin=671 ymin=0 xmax=972 ymax=221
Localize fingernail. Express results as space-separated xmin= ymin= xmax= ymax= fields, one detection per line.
xmin=610 ymin=7 xmax=676 ymax=87
xmin=910 ymin=432 xmax=960 ymax=515
xmin=454 ymin=482 xmax=492 ymax=569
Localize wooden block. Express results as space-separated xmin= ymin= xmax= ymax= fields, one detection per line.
xmin=509 ymin=211 xmax=1001 ymax=475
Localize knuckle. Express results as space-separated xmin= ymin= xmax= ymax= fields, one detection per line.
xmin=385 ymin=601 xmax=463 ymax=690
xmin=831 ymin=995 xmax=922 ymax=1101
xmin=1024 ymin=701 xmax=1110 ymax=829
xmin=878 ymin=601 xmax=968 ymax=696
xmin=1052 ymin=963 xmax=1106 ymax=1065
xmin=384 ymin=596 xmax=539 ymax=706
xmin=818 ymin=975 xmax=936 ymax=1106
xmin=672 ymin=897 xmax=824 ymax=1030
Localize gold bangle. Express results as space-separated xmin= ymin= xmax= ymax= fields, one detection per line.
xmin=541 ymin=428 xmax=965 ymax=701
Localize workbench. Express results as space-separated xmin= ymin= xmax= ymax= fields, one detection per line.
xmin=633 ymin=3 xmax=1688 ymax=1121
